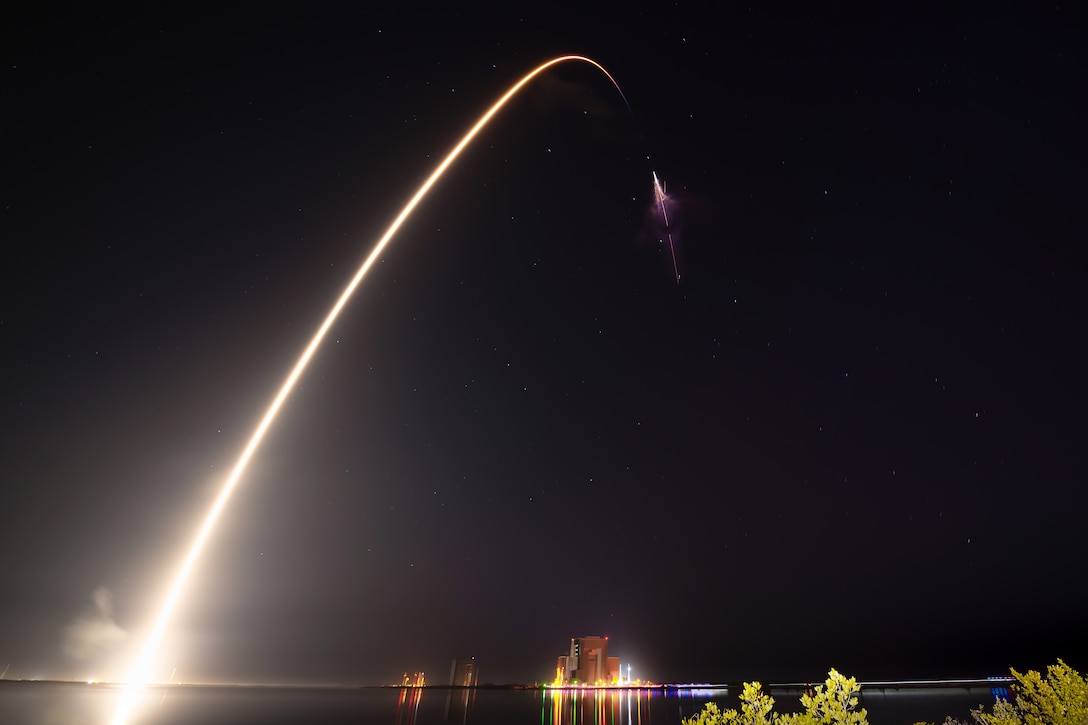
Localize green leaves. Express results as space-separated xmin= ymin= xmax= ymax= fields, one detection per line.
xmin=682 ymin=670 xmax=867 ymax=725
xmin=738 ymin=681 xmax=779 ymax=725
xmin=686 ymin=702 xmax=731 ymax=725
xmin=972 ymin=660 xmax=1088 ymax=725
xmin=798 ymin=669 xmax=868 ymax=725
xmin=682 ymin=662 xmax=1086 ymax=725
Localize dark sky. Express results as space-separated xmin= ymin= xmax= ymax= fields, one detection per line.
xmin=2 ymin=3 xmax=1085 ymax=688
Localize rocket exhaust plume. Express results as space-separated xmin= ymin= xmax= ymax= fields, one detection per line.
xmin=652 ymin=171 xmax=680 ymax=284
xmin=112 ymin=55 xmax=630 ymax=724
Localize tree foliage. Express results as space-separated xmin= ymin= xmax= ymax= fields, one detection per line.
xmin=683 ymin=682 xmax=778 ymax=725
xmin=969 ymin=660 xmax=1088 ymax=725
xmin=914 ymin=661 xmax=1086 ymax=725
xmin=683 ymin=670 xmax=868 ymax=725
xmin=687 ymin=661 xmax=1085 ymax=725
xmin=791 ymin=670 xmax=868 ymax=725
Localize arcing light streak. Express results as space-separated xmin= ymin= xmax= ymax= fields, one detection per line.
xmin=112 ymin=55 xmax=629 ymax=724
xmin=652 ymin=171 xmax=679 ymax=284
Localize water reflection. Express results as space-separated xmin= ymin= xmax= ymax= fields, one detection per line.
xmin=395 ymin=686 xmax=424 ymax=725
xmin=542 ymin=687 xmax=729 ymax=725
xmin=445 ymin=687 xmax=475 ymax=724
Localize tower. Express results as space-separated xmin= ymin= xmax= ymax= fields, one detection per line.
xmin=562 ymin=636 xmax=618 ymax=685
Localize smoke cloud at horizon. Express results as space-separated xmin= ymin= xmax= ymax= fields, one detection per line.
xmin=62 ymin=587 xmax=127 ymax=661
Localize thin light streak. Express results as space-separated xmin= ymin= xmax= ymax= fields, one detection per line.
xmin=652 ymin=171 xmax=679 ymax=284
xmin=112 ymin=55 xmax=629 ymax=724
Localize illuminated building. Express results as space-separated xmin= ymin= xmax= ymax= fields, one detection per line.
xmin=556 ymin=636 xmax=620 ymax=685
xmin=449 ymin=657 xmax=479 ymax=687
xmin=446 ymin=658 xmax=477 ymax=723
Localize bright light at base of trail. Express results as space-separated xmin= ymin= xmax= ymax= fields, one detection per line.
xmin=112 ymin=55 xmax=631 ymax=725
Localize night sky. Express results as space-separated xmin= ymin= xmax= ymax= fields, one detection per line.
xmin=3 ymin=4 xmax=1085 ymax=688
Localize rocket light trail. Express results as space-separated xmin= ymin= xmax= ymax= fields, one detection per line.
xmin=112 ymin=55 xmax=631 ymax=724
xmin=652 ymin=171 xmax=680 ymax=284
xmin=652 ymin=171 xmax=670 ymax=227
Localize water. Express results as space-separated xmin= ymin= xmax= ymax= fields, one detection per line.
xmin=0 ymin=681 xmax=1003 ymax=725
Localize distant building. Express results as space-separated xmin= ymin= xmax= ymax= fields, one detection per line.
xmin=449 ymin=657 xmax=479 ymax=687
xmin=401 ymin=671 xmax=426 ymax=687
xmin=556 ymin=636 xmax=620 ymax=685
xmin=447 ymin=658 xmax=477 ymax=723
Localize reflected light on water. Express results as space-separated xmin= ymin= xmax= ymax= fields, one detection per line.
xmin=395 ymin=686 xmax=425 ymax=725
xmin=542 ymin=687 xmax=728 ymax=725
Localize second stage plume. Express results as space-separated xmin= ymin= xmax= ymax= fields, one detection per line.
xmin=652 ymin=171 xmax=680 ymax=284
